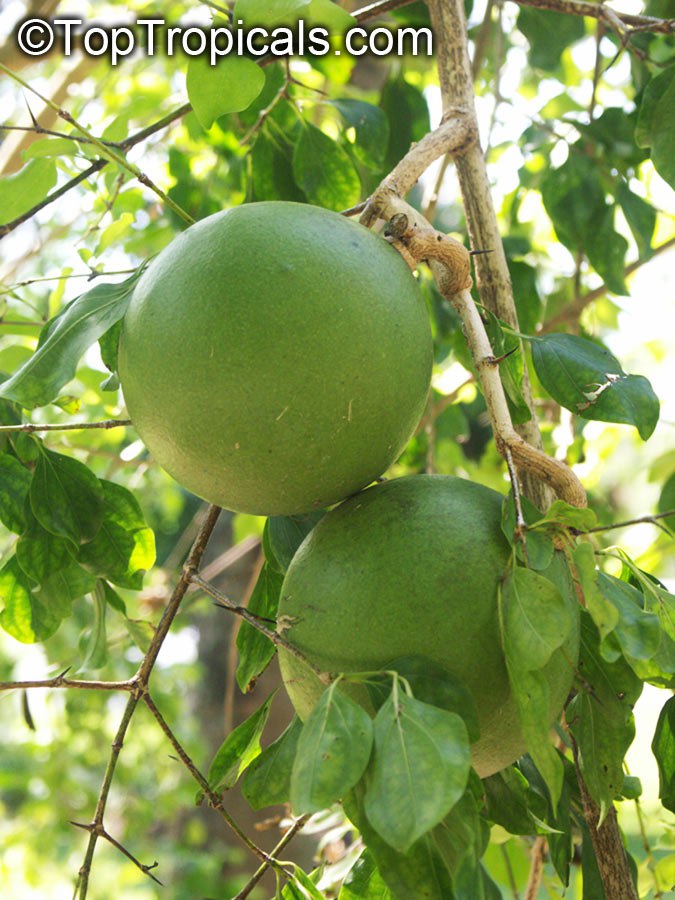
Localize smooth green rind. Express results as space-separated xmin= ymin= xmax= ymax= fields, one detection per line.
xmin=277 ymin=475 xmax=580 ymax=777
xmin=118 ymin=202 xmax=432 ymax=515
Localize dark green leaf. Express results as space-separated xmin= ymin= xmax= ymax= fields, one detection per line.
xmin=37 ymin=561 xmax=95 ymax=607
xmin=16 ymin=506 xmax=75 ymax=586
xmin=0 ymin=267 xmax=146 ymax=408
xmin=635 ymin=65 xmax=675 ymax=189
xmin=568 ymin=613 xmax=643 ymax=821
xmin=236 ymin=563 xmax=284 ymax=692
xmin=345 ymin=784 xmax=455 ymax=900
xmin=0 ymin=556 xmax=70 ymax=643
xmin=0 ymin=454 xmax=31 ymax=533
xmin=516 ymin=7 xmax=585 ymax=70
xmin=652 ymin=696 xmax=675 ymax=812
xmin=98 ymin=319 xmax=123 ymax=374
xmin=125 ymin=617 xmax=154 ymax=652
xmin=596 ymin=573 xmax=662 ymax=669
xmin=584 ymin=204 xmax=629 ymax=295
xmin=293 ymin=123 xmax=361 ymax=211
xmin=508 ymin=259 xmax=543 ymax=335
xmin=616 ymin=181 xmax=656 ymax=258
xmin=530 ymin=333 xmax=659 ymax=440
xmin=339 ymin=850 xmax=392 ymax=899
xmin=291 ymin=684 xmax=373 ymax=813
xmin=101 ymin=579 xmax=127 ymax=615
xmin=380 ymin=76 xmax=430 ymax=171
xmin=501 ymin=567 xmax=575 ymax=670
xmin=431 ymin=788 xmax=483 ymax=879
xmin=78 ymin=479 xmax=155 ymax=589
xmin=0 ymin=158 xmax=57 ymax=224
xmin=366 ymin=656 xmax=480 ymax=743
xmin=483 ymin=766 xmax=535 ymax=835
xmin=186 ymin=56 xmax=265 ymax=129
xmin=658 ymin=471 xmax=675 ymax=519
xmin=30 ymin=449 xmax=104 ymax=546
xmin=207 ymin=692 xmax=276 ymax=792
xmin=251 ymin=132 xmax=304 ymax=203
xmin=364 ymin=690 xmax=470 ymax=851
xmin=242 ymin=716 xmax=302 ymax=809
xmin=331 ymin=99 xmax=390 ymax=171
xmin=263 ymin=511 xmax=324 ymax=574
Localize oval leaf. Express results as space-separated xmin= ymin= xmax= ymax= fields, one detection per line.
xmin=290 ymin=684 xmax=373 ymax=814
xmin=30 ymin=449 xmax=104 ymax=546
xmin=364 ymin=691 xmax=470 ymax=852
xmin=186 ymin=56 xmax=265 ymax=129
xmin=293 ymin=123 xmax=361 ymax=210
xmin=242 ymin=716 xmax=302 ymax=809
xmin=0 ymin=454 xmax=31 ymax=533
xmin=530 ymin=333 xmax=659 ymax=440
xmin=207 ymin=691 xmax=276 ymax=793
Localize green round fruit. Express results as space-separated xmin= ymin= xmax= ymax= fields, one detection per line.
xmin=118 ymin=202 xmax=432 ymax=515
xmin=277 ymin=475 xmax=580 ymax=777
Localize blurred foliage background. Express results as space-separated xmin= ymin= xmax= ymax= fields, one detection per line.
xmin=0 ymin=0 xmax=674 ymax=896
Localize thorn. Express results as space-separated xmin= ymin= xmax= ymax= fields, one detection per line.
xmin=469 ymin=248 xmax=495 ymax=255
xmin=24 ymin=97 xmax=39 ymax=128
xmin=493 ymin=346 xmax=519 ymax=364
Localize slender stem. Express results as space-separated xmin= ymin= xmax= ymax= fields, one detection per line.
xmin=0 ymin=419 xmax=130 ymax=434
xmin=524 ymin=836 xmax=546 ymax=900
xmin=586 ymin=508 xmax=675 ymax=534
xmin=231 ymin=816 xmax=310 ymax=900
xmin=508 ymin=0 xmax=675 ymax=33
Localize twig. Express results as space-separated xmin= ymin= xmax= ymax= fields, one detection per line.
xmin=231 ymin=815 xmax=310 ymax=900
xmin=71 ymin=821 xmax=162 ymax=886
xmin=142 ymin=693 xmax=274 ymax=868
xmin=0 ymin=419 xmax=130 ymax=434
xmin=504 ymin=445 xmax=531 ymax=564
xmin=190 ymin=573 xmax=335 ymax=685
xmin=585 ymin=508 xmax=675 ymax=534
xmin=75 ymin=506 xmax=222 ymax=899
xmin=524 ymin=836 xmax=546 ymax=900
xmin=0 ymin=667 xmax=134 ymax=693
xmin=508 ymin=0 xmax=675 ymax=33
xmin=540 ymin=236 xmax=675 ymax=333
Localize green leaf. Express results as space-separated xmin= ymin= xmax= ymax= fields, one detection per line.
xmin=37 ymin=561 xmax=95 ymax=608
xmin=16 ymin=506 xmax=75 ymax=587
xmin=30 ymin=448 xmax=104 ymax=546
xmin=596 ymin=573 xmax=662 ymax=667
xmin=431 ymin=788 xmax=484 ymax=880
xmin=366 ymin=656 xmax=480 ymax=743
xmin=483 ymin=767 xmax=535 ymax=835
xmin=207 ymin=691 xmax=276 ymax=792
xmin=293 ymin=123 xmax=361 ymax=211
xmin=481 ymin=309 xmax=531 ymax=425
xmin=568 ymin=612 xmax=643 ymax=821
xmin=339 ymin=851 xmax=393 ymax=899
xmin=537 ymin=500 xmax=598 ymax=533
xmin=501 ymin=567 xmax=575 ymax=670
xmin=516 ymin=7 xmax=585 ymax=70
xmin=101 ymin=579 xmax=127 ymax=615
xmin=530 ymin=333 xmax=660 ymax=440
xmin=280 ymin=865 xmax=324 ymax=900
xmin=242 ymin=716 xmax=302 ymax=809
xmin=77 ymin=479 xmax=155 ymax=589
xmin=98 ymin=319 xmax=123 ymax=375
xmin=186 ymin=56 xmax=265 ymax=129
xmin=345 ymin=784 xmax=455 ymax=900
xmin=263 ymin=511 xmax=324 ymax=574
xmin=0 ymin=267 xmax=146 ymax=408
xmin=0 ymin=556 xmax=70 ymax=643
xmin=234 ymin=0 xmax=310 ymax=28
xmin=652 ymin=696 xmax=675 ymax=813
xmin=251 ymin=131 xmax=304 ymax=202
xmin=380 ymin=76 xmax=429 ymax=171
xmin=584 ymin=205 xmax=629 ymax=296
xmin=500 ymin=490 xmax=554 ymax=571
xmin=22 ymin=137 xmax=79 ymax=160
xmin=616 ymin=181 xmax=656 ymax=258
xmin=0 ymin=454 xmax=31 ymax=533
xmin=635 ymin=65 xmax=675 ymax=189
xmin=503 ymin=663 xmax=564 ymax=808
xmin=364 ymin=689 xmax=470 ymax=851
xmin=305 ymin=0 xmax=355 ymax=31
xmin=331 ymin=99 xmax=390 ymax=170
xmin=236 ymin=563 xmax=284 ymax=692
xmin=290 ymin=683 xmax=373 ymax=813
xmin=658 ymin=471 xmax=675 ymax=519
xmin=573 ymin=542 xmax=619 ymax=643
xmin=79 ymin=582 xmax=108 ymax=671
xmin=0 ymin=158 xmax=57 ymax=224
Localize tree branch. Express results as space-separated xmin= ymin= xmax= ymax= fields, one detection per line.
xmin=0 ymin=419 xmax=130 ymax=434
xmin=508 ymin=0 xmax=675 ymax=33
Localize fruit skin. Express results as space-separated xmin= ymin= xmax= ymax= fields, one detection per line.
xmin=117 ymin=202 xmax=432 ymax=515
xmin=277 ymin=475 xmax=580 ymax=777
